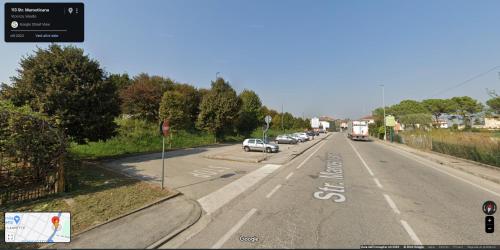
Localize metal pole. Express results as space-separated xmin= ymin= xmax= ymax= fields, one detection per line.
xmin=381 ymin=84 xmax=387 ymax=141
xmin=161 ymin=136 xmax=165 ymax=189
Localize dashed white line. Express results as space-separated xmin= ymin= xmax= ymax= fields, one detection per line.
xmin=347 ymin=140 xmax=375 ymax=176
xmin=296 ymin=140 xmax=326 ymax=169
xmin=211 ymin=208 xmax=257 ymax=249
xmin=285 ymin=172 xmax=294 ymax=180
xmin=383 ymin=194 xmax=400 ymax=214
xmin=266 ymin=184 xmax=282 ymax=198
xmin=373 ymin=178 xmax=383 ymax=189
xmin=401 ymin=220 xmax=423 ymax=245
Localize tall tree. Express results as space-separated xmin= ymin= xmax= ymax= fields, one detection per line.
xmin=389 ymin=100 xmax=429 ymax=117
xmin=486 ymin=97 xmax=500 ymax=114
xmin=196 ymin=78 xmax=241 ymax=141
xmin=1 ymin=44 xmax=120 ymax=143
xmin=451 ymin=96 xmax=484 ymax=127
xmin=119 ymin=74 xmax=174 ymax=121
xmin=173 ymin=83 xmax=201 ymax=127
xmin=422 ymin=99 xmax=458 ymax=124
xmin=159 ymin=91 xmax=190 ymax=130
xmin=236 ymin=89 xmax=262 ymax=135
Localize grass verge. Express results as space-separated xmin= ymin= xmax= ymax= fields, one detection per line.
xmin=0 ymin=158 xmax=171 ymax=249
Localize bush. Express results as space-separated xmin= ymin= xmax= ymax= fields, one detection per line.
xmin=0 ymin=101 xmax=66 ymax=184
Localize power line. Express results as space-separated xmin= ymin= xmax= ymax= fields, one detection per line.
xmin=428 ymin=65 xmax=500 ymax=98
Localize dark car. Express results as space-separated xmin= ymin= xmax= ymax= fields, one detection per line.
xmin=275 ymin=135 xmax=297 ymax=144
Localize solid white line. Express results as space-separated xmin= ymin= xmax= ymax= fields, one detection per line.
xmin=197 ymin=164 xmax=281 ymax=214
xmin=285 ymin=172 xmax=294 ymax=180
xmin=400 ymin=220 xmax=423 ymax=245
xmin=266 ymin=184 xmax=282 ymax=198
xmin=383 ymin=194 xmax=401 ymax=214
xmin=382 ymin=144 xmax=500 ymax=198
xmin=373 ymin=178 xmax=383 ymax=189
xmin=347 ymin=140 xmax=375 ymax=176
xmin=211 ymin=208 xmax=257 ymax=249
xmin=296 ymin=141 xmax=326 ymax=169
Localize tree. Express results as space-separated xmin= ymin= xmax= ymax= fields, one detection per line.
xmin=1 ymin=44 xmax=120 ymax=143
xmin=451 ymin=96 xmax=484 ymax=127
xmin=196 ymin=78 xmax=241 ymax=141
xmin=108 ymin=73 xmax=132 ymax=91
xmin=389 ymin=100 xmax=429 ymax=117
xmin=236 ymin=90 xmax=262 ymax=135
xmin=173 ymin=84 xmax=201 ymax=127
xmin=422 ymin=99 xmax=457 ymax=125
xmin=399 ymin=113 xmax=432 ymax=129
xmin=159 ymin=91 xmax=190 ymax=130
xmin=119 ymin=74 xmax=174 ymax=121
xmin=486 ymin=97 xmax=500 ymax=114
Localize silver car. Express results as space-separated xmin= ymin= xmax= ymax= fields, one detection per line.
xmin=242 ymin=138 xmax=279 ymax=153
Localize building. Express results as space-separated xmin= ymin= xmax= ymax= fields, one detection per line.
xmin=484 ymin=116 xmax=500 ymax=129
xmin=360 ymin=115 xmax=375 ymax=124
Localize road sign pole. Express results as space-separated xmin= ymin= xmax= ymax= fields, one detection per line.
xmin=161 ymin=136 xmax=165 ymax=189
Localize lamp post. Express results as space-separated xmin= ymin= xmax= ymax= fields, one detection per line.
xmin=380 ymin=84 xmax=387 ymax=141
xmin=216 ymin=72 xmax=220 ymax=80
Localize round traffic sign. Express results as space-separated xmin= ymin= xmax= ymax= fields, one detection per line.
xmin=265 ymin=115 xmax=272 ymax=124
xmin=160 ymin=119 xmax=170 ymax=137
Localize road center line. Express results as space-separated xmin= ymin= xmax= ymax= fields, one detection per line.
xmin=211 ymin=208 xmax=257 ymax=249
xmin=400 ymin=220 xmax=423 ymax=245
xmin=266 ymin=184 xmax=282 ymax=198
xmin=383 ymin=194 xmax=401 ymax=214
xmin=296 ymin=140 xmax=326 ymax=169
xmin=373 ymin=178 xmax=383 ymax=189
xmin=285 ymin=172 xmax=294 ymax=180
xmin=347 ymin=140 xmax=375 ymax=176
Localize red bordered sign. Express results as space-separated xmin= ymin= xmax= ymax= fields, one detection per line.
xmin=160 ymin=119 xmax=170 ymax=137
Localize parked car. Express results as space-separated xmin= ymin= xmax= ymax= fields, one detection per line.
xmin=294 ymin=132 xmax=309 ymax=141
xmin=275 ymin=135 xmax=297 ymax=144
xmin=242 ymin=138 xmax=279 ymax=153
xmin=288 ymin=134 xmax=304 ymax=142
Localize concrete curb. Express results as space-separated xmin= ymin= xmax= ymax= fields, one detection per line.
xmin=375 ymin=139 xmax=500 ymax=185
xmin=274 ymin=133 xmax=331 ymax=164
xmin=146 ymin=198 xmax=202 ymax=249
xmin=39 ymin=191 xmax=181 ymax=249
xmin=203 ymin=154 xmax=265 ymax=163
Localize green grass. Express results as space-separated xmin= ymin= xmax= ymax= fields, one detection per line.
xmin=70 ymin=118 xmax=214 ymax=159
xmin=0 ymin=158 xmax=171 ymax=249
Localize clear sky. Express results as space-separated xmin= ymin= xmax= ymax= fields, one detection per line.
xmin=2 ymin=0 xmax=500 ymax=119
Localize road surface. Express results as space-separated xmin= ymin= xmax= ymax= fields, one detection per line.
xmin=165 ymin=132 xmax=500 ymax=248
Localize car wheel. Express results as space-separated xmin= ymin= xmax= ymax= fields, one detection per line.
xmin=244 ymin=146 xmax=250 ymax=152
xmin=266 ymin=147 xmax=272 ymax=153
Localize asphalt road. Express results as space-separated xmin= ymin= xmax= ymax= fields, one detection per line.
xmin=167 ymin=132 xmax=500 ymax=248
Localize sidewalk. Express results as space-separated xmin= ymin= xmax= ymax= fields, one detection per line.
xmin=49 ymin=194 xmax=201 ymax=249
xmin=376 ymin=139 xmax=500 ymax=185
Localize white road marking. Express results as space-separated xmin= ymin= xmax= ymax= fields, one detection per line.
xmin=382 ymin=144 xmax=500 ymax=198
xmin=400 ymin=220 xmax=423 ymax=245
xmin=197 ymin=164 xmax=281 ymax=214
xmin=211 ymin=208 xmax=257 ymax=249
xmin=285 ymin=172 xmax=294 ymax=180
xmin=347 ymin=140 xmax=375 ymax=176
xmin=373 ymin=178 xmax=383 ymax=189
xmin=383 ymin=194 xmax=401 ymax=214
xmin=266 ymin=184 xmax=282 ymax=198
xmin=296 ymin=140 xmax=326 ymax=169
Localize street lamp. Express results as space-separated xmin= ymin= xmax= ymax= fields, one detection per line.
xmin=216 ymin=72 xmax=220 ymax=80
xmin=380 ymin=84 xmax=387 ymax=141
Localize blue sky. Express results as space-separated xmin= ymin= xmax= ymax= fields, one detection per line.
xmin=2 ymin=0 xmax=500 ymax=119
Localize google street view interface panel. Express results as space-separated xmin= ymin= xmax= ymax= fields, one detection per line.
xmin=1 ymin=0 xmax=500 ymax=249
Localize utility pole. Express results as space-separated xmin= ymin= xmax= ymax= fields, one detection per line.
xmin=380 ymin=84 xmax=387 ymax=141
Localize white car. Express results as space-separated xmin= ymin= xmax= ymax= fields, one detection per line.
xmin=242 ymin=138 xmax=279 ymax=153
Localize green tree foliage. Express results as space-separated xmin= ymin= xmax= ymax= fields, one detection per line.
xmin=108 ymin=73 xmax=132 ymax=91
xmin=389 ymin=100 xmax=429 ymax=117
xmin=159 ymin=91 xmax=190 ymax=130
xmin=0 ymin=100 xmax=66 ymax=181
xmin=0 ymin=44 xmax=120 ymax=143
xmin=422 ymin=98 xmax=458 ymax=124
xmin=236 ymin=90 xmax=262 ymax=135
xmin=486 ymin=97 xmax=500 ymax=114
xmin=399 ymin=113 xmax=433 ymax=129
xmin=120 ymin=73 xmax=174 ymax=122
xmin=173 ymin=84 xmax=202 ymax=127
xmin=451 ymin=96 xmax=484 ymax=127
xmin=196 ymin=78 xmax=241 ymax=141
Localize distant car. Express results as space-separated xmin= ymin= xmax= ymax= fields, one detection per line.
xmin=275 ymin=135 xmax=297 ymax=144
xmin=242 ymin=138 xmax=279 ymax=153
xmin=288 ymin=134 xmax=304 ymax=142
xmin=306 ymin=131 xmax=316 ymax=137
